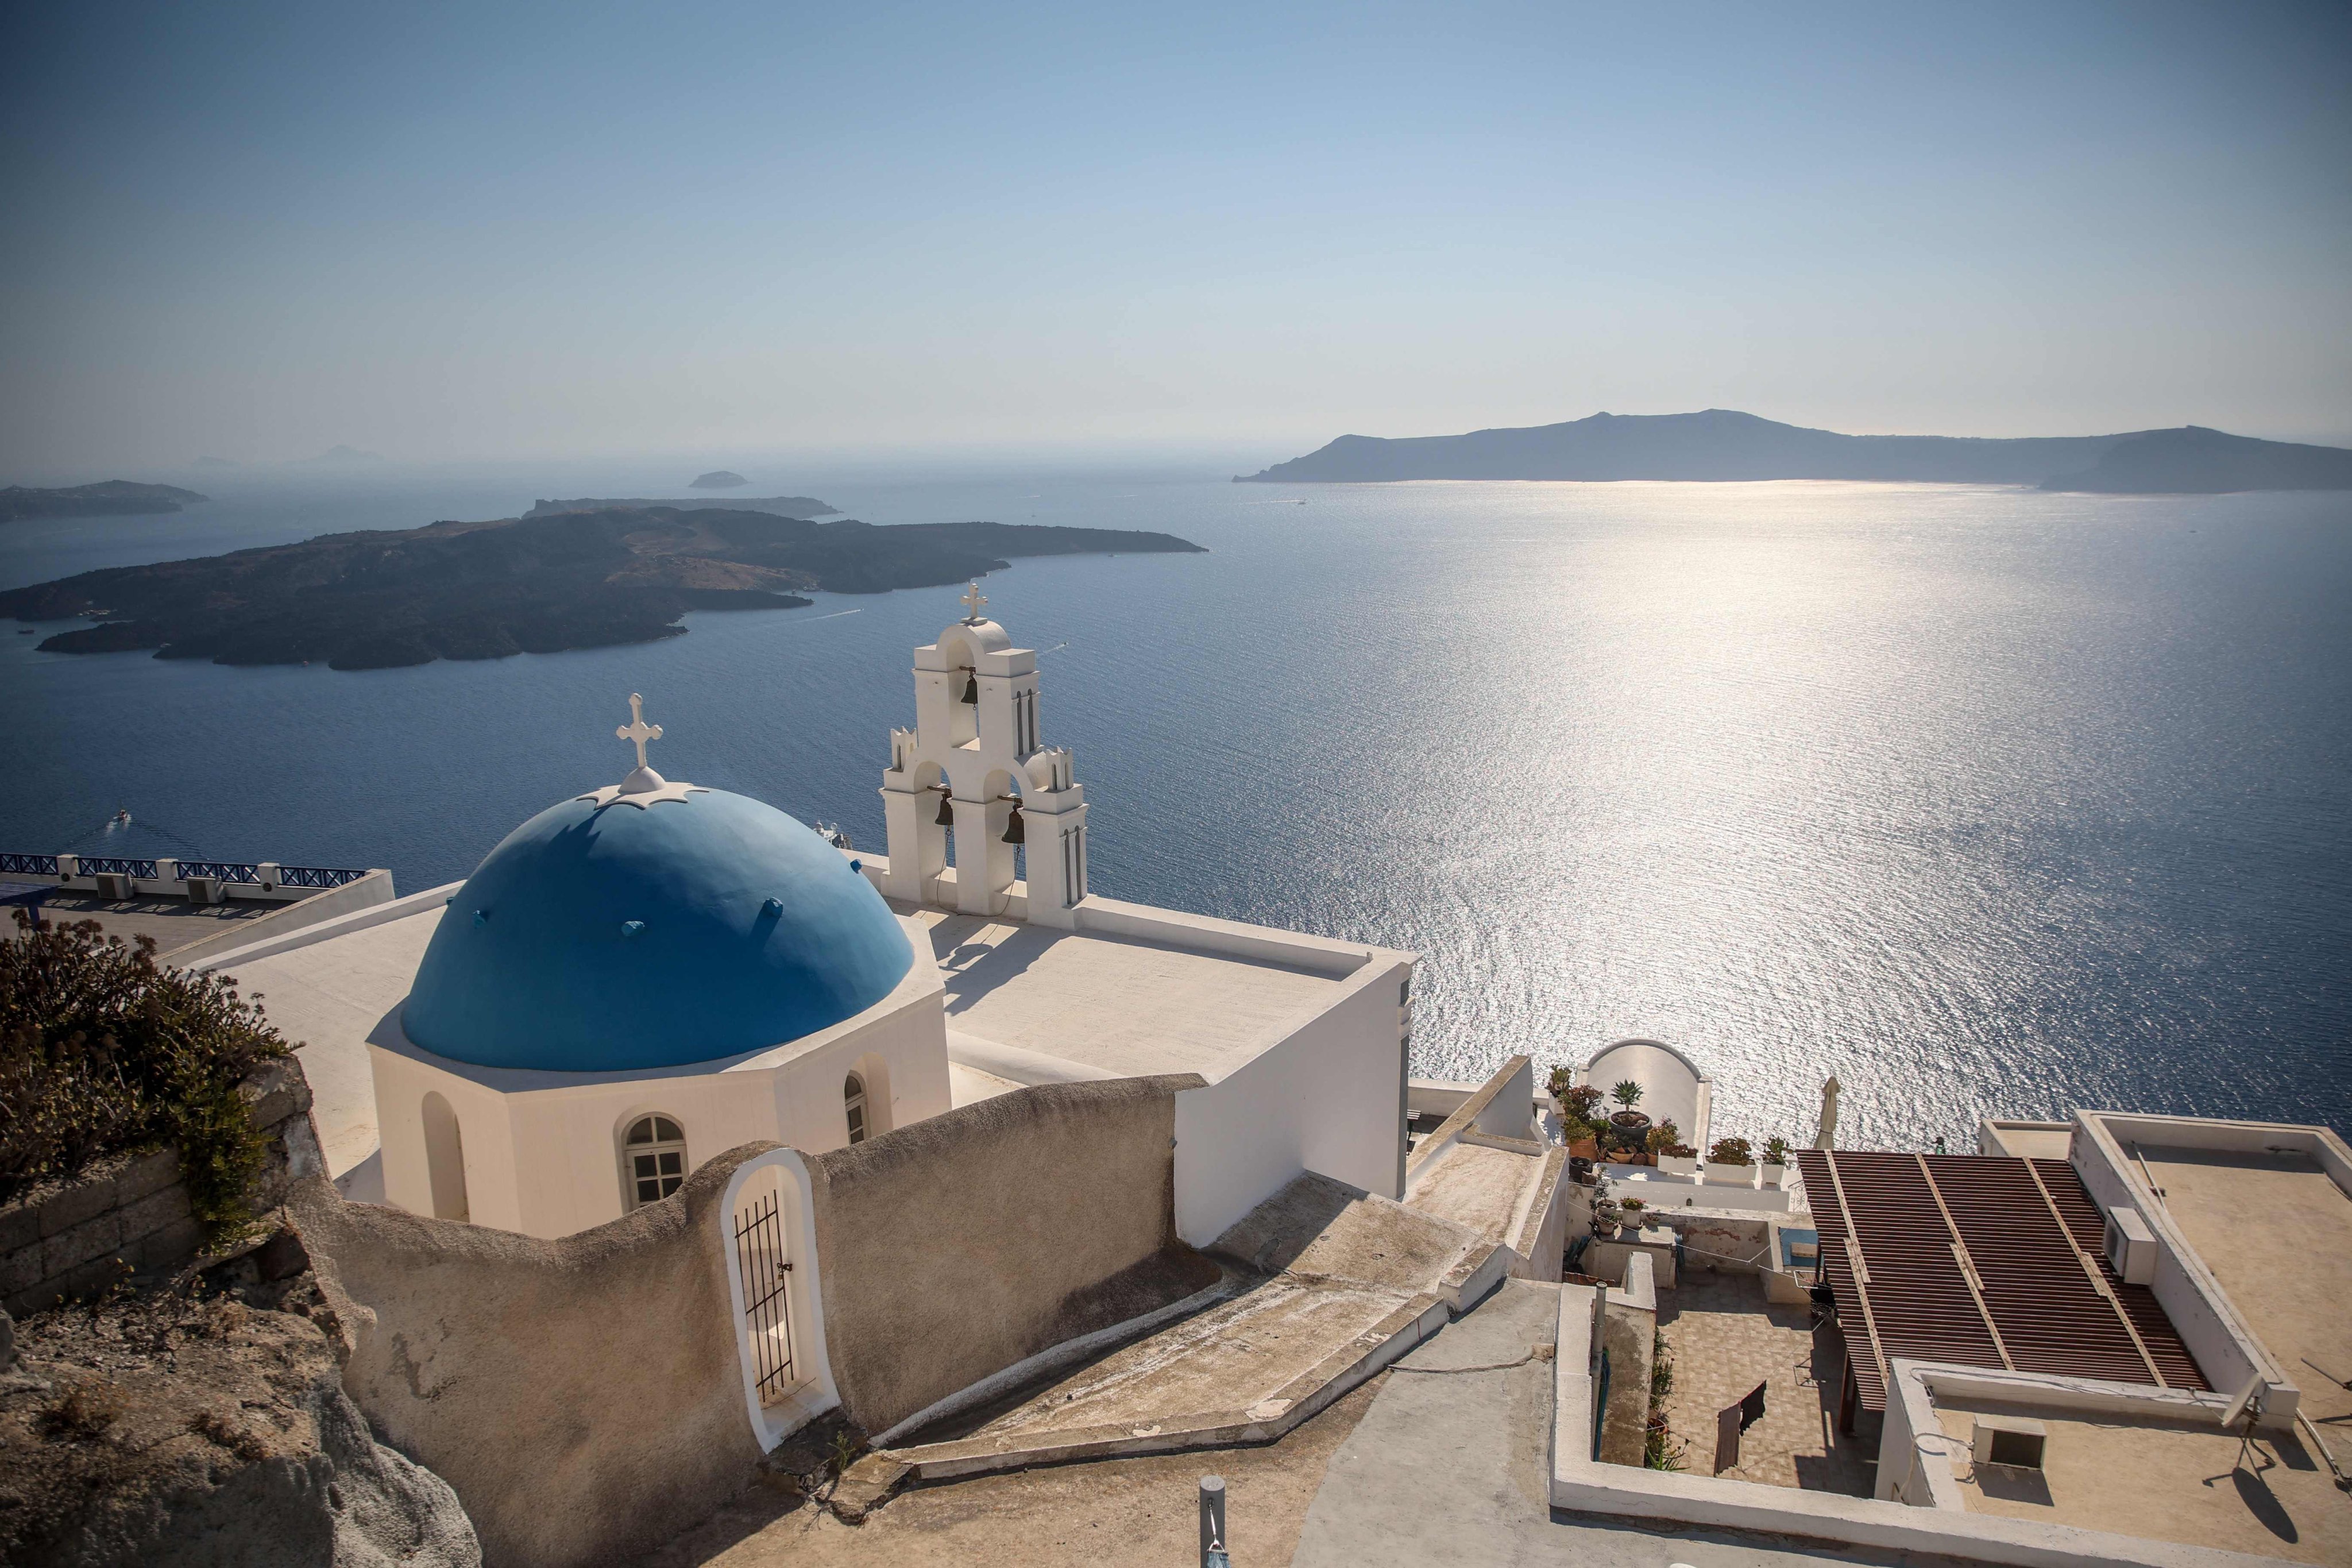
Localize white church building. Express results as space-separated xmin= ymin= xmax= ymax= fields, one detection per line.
xmin=198 ymin=587 xmax=1415 ymax=1246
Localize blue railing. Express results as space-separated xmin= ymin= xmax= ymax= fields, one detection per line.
xmin=176 ymin=860 xmax=265 ymax=884
xmin=5 ymin=854 xmax=370 ymax=890
xmin=277 ymin=866 xmax=370 ymax=889
xmin=79 ymin=857 xmax=159 ymax=879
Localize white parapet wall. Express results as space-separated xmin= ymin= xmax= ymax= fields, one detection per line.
xmin=1171 ymin=951 xmax=1411 ymax=1245
xmin=1577 ymin=1037 xmax=1713 ymax=1155
xmin=2069 ymin=1111 xmax=2309 ymax=1428
xmin=184 ymin=879 xmax=452 ymax=974
xmin=1876 ymin=1358 xmax=2237 ymax=1509
xmin=167 ymin=867 xmax=400 ymax=965
xmin=839 ymin=852 xmax=1416 ymax=1250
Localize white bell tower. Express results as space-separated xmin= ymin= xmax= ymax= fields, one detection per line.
xmin=879 ymin=585 xmax=1090 ymax=925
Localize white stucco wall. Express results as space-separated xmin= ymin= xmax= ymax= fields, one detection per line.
xmin=1172 ymin=953 xmax=1411 ymax=1246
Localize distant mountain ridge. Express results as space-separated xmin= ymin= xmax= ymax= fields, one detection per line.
xmin=0 ymin=481 xmax=210 ymax=522
xmin=526 ymin=495 xmax=839 ymax=519
xmin=1238 ymin=410 xmax=2352 ymax=492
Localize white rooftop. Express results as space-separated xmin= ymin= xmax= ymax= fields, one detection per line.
xmin=195 ymin=891 xmax=456 ymax=1194
xmin=911 ymin=906 xmax=1354 ymax=1082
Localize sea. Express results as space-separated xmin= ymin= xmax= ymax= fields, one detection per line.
xmin=6 ymin=462 xmax=2348 ymax=1151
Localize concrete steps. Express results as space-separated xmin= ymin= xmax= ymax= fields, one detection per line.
xmin=878 ymin=1171 xmax=1508 ymax=1482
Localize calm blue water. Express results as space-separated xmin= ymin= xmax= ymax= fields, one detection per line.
xmin=7 ymin=465 xmax=2349 ymax=1149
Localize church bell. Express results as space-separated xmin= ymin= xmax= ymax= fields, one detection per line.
xmin=934 ymin=790 xmax=955 ymax=826
xmin=1001 ymin=803 xmax=1025 ymax=844
xmin=959 ymin=670 xmax=979 ymax=705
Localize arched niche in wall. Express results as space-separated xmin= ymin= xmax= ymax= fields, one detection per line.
xmin=720 ymin=1149 xmax=838 ymax=1450
xmin=421 ymin=1091 xmax=470 ymax=1222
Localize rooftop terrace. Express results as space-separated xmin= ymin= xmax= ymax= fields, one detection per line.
xmin=907 ymin=907 xmax=1351 ymax=1080
xmin=2136 ymin=1141 xmax=2352 ymax=1445
xmin=1931 ymin=1391 xmax=2349 ymax=1564
xmin=2 ymin=883 xmax=277 ymax=956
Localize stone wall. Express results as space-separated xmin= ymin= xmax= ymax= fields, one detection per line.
xmin=804 ymin=1073 xmax=1218 ymax=1437
xmin=289 ymin=1146 xmax=771 ymax=1568
xmin=283 ymin=1074 xmax=1222 ymax=1566
xmin=0 ymin=1057 xmax=319 ymax=1318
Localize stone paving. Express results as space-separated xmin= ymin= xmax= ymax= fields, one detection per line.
xmin=1654 ymin=1271 xmax=1874 ymax=1494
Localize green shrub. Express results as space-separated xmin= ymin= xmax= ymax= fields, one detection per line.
xmin=0 ymin=912 xmax=289 ymax=1245
xmin=1553 ymin=1082 xmax=1605 ymax=1144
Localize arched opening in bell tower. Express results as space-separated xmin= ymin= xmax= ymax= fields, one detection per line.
xmin=933 ymin=626 xmax=987 ymax=749
xmin=980 ymin=767 xmax=1029 ymax=897
xmin=909 ymin=759 xmax=953 ymax=892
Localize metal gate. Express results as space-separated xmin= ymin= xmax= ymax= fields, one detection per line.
xmin=732 ymin=1191 xmax=797 ymax=1405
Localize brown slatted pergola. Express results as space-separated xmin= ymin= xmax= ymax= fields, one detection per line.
xmin=1795 ymin=1149 xmax=2208 ymax=1428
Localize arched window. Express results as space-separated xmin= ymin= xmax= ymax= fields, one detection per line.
xmin=844 ymin=1075 xmax=868 ymax=1145
xmin=623 ymin=1115 xmax=688 ymax=1209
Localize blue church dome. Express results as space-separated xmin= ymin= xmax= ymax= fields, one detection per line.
xmin=403 ymin=787 xmax=914 ymax=1072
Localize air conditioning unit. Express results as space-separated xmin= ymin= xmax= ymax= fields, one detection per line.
xmin=2104 ymin=1207 xmax=2157 ymax=1285
xmin=1972 ymin=1413 xmax=2048 ymax=1471
xmin=95 ymin=871 xmax=136 ymax=901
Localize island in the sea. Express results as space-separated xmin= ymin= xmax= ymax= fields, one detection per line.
xmin=0 ymin=507 xmax=1204 ymax=670
xmin=689 ymin=469 xmax=748 ymax=489
xmin=525 ymin=495 xmax=839 ymax=519
xmin=1237 ymin=410 xmax=2352 ymax=493
xmin=0 ymin=481 xmax=211 ymax=522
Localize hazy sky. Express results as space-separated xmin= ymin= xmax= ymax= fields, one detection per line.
xmin=5 ymin=1 xmax=2349 ymax=473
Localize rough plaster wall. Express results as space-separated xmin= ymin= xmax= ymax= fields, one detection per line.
xmin=1656 ymin=1210 xmax=1772 ymax=1272
xmin=805 ymin=1074 xmax=1212 ymax=1436
xmin=288 ymin=1147 xmax=770 ymax=1568
xmin=1597 ymin=1302 xmax=1655 ymax=1467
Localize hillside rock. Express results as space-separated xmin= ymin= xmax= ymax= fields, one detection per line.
xmin=0 ymin=1264 xmax=478 ymax=1567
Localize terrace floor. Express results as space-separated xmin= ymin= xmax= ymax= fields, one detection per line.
xmin=2139 ymin=1143 xmax=2352 ymax=1439
xmin=0 ymin=884 xmax=278 ymax=955
xmin=902 ymin=907 xmax=1345 ymax=1080
xmin=1654 ymin=1272 xmax=1874 ymax=1494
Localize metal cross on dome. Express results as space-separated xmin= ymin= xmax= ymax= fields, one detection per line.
xmin=616 ymin=692 xmax=663 ymax=771
xmin=960 ymin=581 xmax=987 ymax=623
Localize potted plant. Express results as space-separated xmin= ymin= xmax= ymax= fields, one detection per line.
xmin=1554 ymin=1080 xmax=1603 ymax=1142
xmin=1655 ymin=1126 xmax=1699 ymax=1176
xmin=1705 ymin=1136 xmax=1755 ymax=1187
xmin=1760 ymin=1135 xmax=1791 ymax=1188
xmin=1589 ymin=1177 xmax=1619 ymax=1233
xmin=1640 ymin=1119 xmax=1682 ymax=1171
xmin=1607 ymin=1079 xmax=1651 ymax=1144
xmin=1615 ymin=1196 xmax=1648 ymax=1237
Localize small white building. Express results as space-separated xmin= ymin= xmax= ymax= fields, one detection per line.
xmin=199 ymin=586 xmax=1416 ymax=1245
